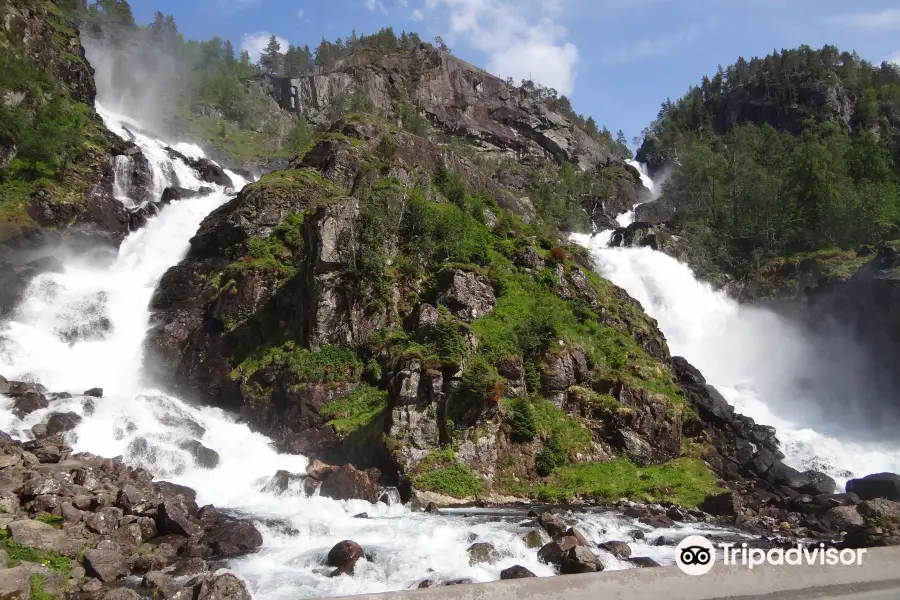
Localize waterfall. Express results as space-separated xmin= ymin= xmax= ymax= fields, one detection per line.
xmin=572 ymin=165 xmax=900 ymax=488
xmin=0 ymin=109 xmax=733 ymax=598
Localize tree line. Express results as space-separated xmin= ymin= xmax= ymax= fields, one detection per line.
xmin=640 ymin=45 xmax=900 ymax=275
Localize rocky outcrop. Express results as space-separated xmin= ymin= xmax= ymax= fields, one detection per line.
xmin=0 ymin=422 xmax=260 ymax=599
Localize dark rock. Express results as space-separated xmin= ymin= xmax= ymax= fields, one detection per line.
xmin=598 ymin=540 xmax=632 ymax=558
xmin=564 ymin=527 xmax=590 ymax=547
xmin=847 ymin=473 xmax=900 ymax=501
xmin=116 ymin=484 xmax=155 ymax=515
xmin=701 ymin=491 xmax=743 ymax=517
xmin=500 ymin=565 xmax=536 ymax=579
xmin=102 ymin=589 xmax=140 ymax=600
xmin=441 ymin=579 xmax=474 ymax=587
xmin=522 ymin=530 xmax=543 ymax=549
xmin=425 ymin=502 xmax=440 ymax=514
xmin=537 ymin=512 xmax=568 ymax=538
xmin=801 ymin=471 xmax=837 ymax=496
xmin=178 ymin=440 xmax=220 ymax=469
xmin=319 ymin=465 xmax=380 ymax=503
xmin=306 ymin=459 xmax=338 ymax=480
xmin=12 ymin=391 xmax=48 ymax=417
xmin=142 ymin=571 xmax=178 ymax=599
xmin=84 ymin=506 xmax=124 ymax=535
xmin=824 ymin=506 xmax=865 ymax=530
xmin=6 ymin=519 xmax=84 ymax=557
xmin=83 ymin=548 xmax=128 ymax=582
xmin=326 ymin=540 xmax=365 ymax=574
xmin=467 ymin=542 xmax=497 ymax=565
xmin=537 ymin=536 xmax=578 ymax=565
xmin=83 ymin=388 xmax=103 ymax=398
xmin=203 ymin=515 xmax=263 ymax=558
xmin=352 ymin=513 xmax=369 ymax=519
xmin=161 ymin=186 xmax=205 ymax=205
xmin=157 ymin=501 xmax=202 ymax=537
xmin=45 ymin=412 xmax=82 ymax=437
xmin=560 ymin=545 xmax=601 ymax=574
xmin=190 ymin=158 xmax=233 ymax=188
xmin=194 ymin=573 xmax=251 ymax=600
xmin=262 ymin=470 xmax=306 ymax=494
xmin=628 ymin=556 xmax=661 ymax=568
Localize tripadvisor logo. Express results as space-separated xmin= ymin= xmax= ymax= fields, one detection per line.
xmin=675 ymin=535 xmax=868 ymax=576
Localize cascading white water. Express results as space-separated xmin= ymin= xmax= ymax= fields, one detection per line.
xmin=572 ymin=165 xmax=900 ymax=489
xmin=0 ymin=109 xmax=733 ymax=597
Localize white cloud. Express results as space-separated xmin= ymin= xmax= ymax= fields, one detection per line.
xmin=601 ymin=23 xmax=700 ymax=64
xmin=411 ymin=7 xmax=425 ymax=20
xmin=887 ymin=50 xmax=900 ymax=65
xmin=829 ymin=9 xmax=900 ymax=31
xmin=364 ymin=0 xmax=388 ymax=14
xmin=421 ymin=0 xmax=579 ymax=95
xmin=241 ymin=32 xmax=289 ymax=62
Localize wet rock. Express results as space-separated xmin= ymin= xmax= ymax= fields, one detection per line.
xmin=417 ymin=580 xmax=435 ymax=589
xmin=178 ymin=440 xmax=220 ymax=469
xmin=598 ymin=540 xmax=632 ymax=558
xmin=83 ymin=548 xmax=128 ymax=581
xmin=639 ymin=514 xmax=676 ymax=528
xmin=13 ymin=391 xmax=48 ymax=417
xmin=161 ymin=186 xmax=203 ymax=205
xmin=378 ymin=487 xmax=402 ymax=506
xmin=425 ymin=502 xmax=440 ymax=514
xmin=701 ymin=491 xmax=743 ymax=517
xmin=560 ymin=545 xmax=601 ymax=574
xmin=262 ymin=470 xmax=305 ymax=494
xmin=467 ymin=542 xmax=498 ymax=565
xmin=43 ymin=412 xmax=82 ymax=437
xmin=847 ymin=473 xmax=900 ymax=501
xmin=319 ymin=465 xmax=380 ymax=503
xmin=564 ymin=527 xmax=590 ymax=546
xmin=116 ymin=484 xmax=154 ymax=515
xmin=353 ymin=513 xmax=369 ymax=519
xmin=441 ymin=579 xmax=474 ymax=587
xmin=83 ymin=387 xmax=104 ymax=397
xmin=0 ymin=375 xmax=8 ymax=396
xmin=202 ymin=511 xmax=263 ymax=558
xmin=802 ymin=471 xmax=837 ymax=496
xmin=326 ymin=540 xmax=365 ymax=574
xmin=537 ymin=512 xmax=568 ymax=538
xmin=437 ymin=269 xmax=495 ymax=321
xmin=157 ymin=501 xmax=202 ymax=537
xmin=500 ymin=565 xmax=536 ymax=579
xmin=628 ymin=556 xmax=661 ymax=568
xmin=306 ymin=459 xmax=338 ymax=480
xmin=537 ymin=536 xmax=578 ymax=565
xmin=171 ymin=558 xmax=209 ymax=577
xmin=6 ymin=519 xmax=85 ymax=557
xmin=190 ymin=158 xmax=233 ymax=188
xmin=522 ymin=530 xmax=543 ymax=549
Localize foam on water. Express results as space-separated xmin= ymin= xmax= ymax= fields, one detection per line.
xmin=571 ymin=165 xmax=900 ymax=488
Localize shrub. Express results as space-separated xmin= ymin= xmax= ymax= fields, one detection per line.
xmin=535 ymin=435 xmax=567 ymax=476
xmin=460 ymin=356 xmax=502 ymax=404
xmin=322 ymin=385 xmax=388 ymax=434
xmin=376 ymin=134 xmax=397 ymax=159
xmin=548 ymin=246 xmax=567 ymax=264
xmin=506 ymin=398 xmax=537 ymax=442
xmin=413 ymin=447 xmax=483 ymax=498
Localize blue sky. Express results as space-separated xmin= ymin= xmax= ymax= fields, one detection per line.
xmin=127 ymin=0 xmax=900 ymax=148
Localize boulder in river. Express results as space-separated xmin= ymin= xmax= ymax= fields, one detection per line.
xmin=500 ymin=565 xmax=536 ymax=579
xmin=326 ymin=540 xmax=365 ymax=575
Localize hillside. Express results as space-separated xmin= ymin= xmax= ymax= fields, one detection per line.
xmin=635 ymin=45 xmax=900 ymax=281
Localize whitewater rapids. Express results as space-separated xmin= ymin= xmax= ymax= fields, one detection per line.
xmin=0 ymin=108 xmax=728 ymax=598
xmin=572 ymin=164 xmax=900 ymax=489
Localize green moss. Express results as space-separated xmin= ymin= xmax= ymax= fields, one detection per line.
xmin=322 ymin=385 xmax=389 ymax=434
xmin=224 ymin=208 xmax=311 ymax=278
xmin=232 ymin=342 xmax=363 ymax=382
xmin=412 ymin=447 xmax=484 ymax=499
xmin=185 ymin=114 xmax=295 ymax=163
xmin=36 ymin=515 xmax=62 ymax=529
xmin=537 ymin=457 xmax=719 ymax=507
xmin=568 ymin=386 xmax=634 ymax=418
xmin=0 ymin=530 xmax=71 ymax=572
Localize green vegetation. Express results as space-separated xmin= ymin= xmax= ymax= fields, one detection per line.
xmin=0 ymin=0 xmax=110 ymax=231
xmin=322 ymin=385 xmax=389 ymax=434
xmin=29 ymin=574 xmax=55 ymax=600
xmin=36 ymin=515 xmax=63 ymax=529
xmin=505 ymin=398 xmax=537 ymax=442
xmin=0 ymin=529 xmax=71 ymax=572
xmin=538 ymin=457 xmax=719 ymax=506
xmin=412 ymin=447 xmax=483 ymax=498
xmin=641 ymin=45 xmax=900 ymax=277
xmin=532 ymin=399 xmax=592 ymax=475
xmin=232 ymin=342 xmax=363 ymax=382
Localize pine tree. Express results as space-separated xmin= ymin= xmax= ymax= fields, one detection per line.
xmin=260 ymin=35 xmax=283 ymax=74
